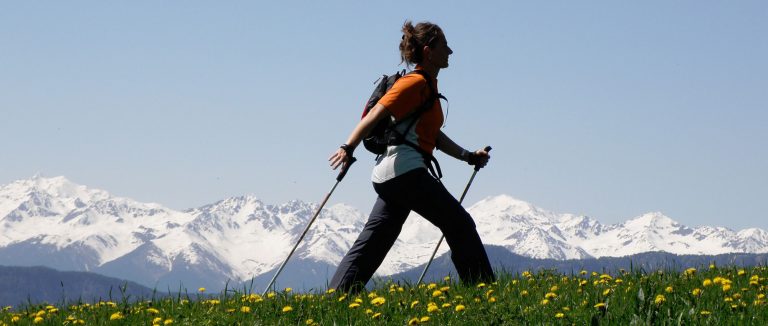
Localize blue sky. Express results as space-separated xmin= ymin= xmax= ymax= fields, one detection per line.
xmin=1 ymin=1 xmax=766 ymax=230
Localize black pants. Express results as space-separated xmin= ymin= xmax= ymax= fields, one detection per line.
xmin=329 ymin=168 xmax=495 ymax=292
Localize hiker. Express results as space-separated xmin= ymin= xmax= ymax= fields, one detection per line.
xmin=328 ymin=21 xmax=496 ymax=292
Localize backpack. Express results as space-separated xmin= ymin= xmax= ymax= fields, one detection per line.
xmin=360 ymin=69 xmax=446 ymax=179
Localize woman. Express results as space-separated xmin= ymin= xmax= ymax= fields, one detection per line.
xmin=328 ymin=21 xmax=495 ymax=292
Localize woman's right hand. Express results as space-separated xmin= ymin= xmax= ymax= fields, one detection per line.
xmin=329 ymin=147 xmax=350 ymax=170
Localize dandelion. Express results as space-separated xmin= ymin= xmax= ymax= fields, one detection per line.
xmin=488 ymin=297 xmax=497 ymax=303
xmin=555 ymin=312 xmax=565 ymax=318
xmin=241 ymin=306 xmax=251 ymax=313
xmin=579 ymin=280 xmax=588 ymax=287
xmin=427 ymin=305 xmax=439 ymax=313
xmin=282 ymin=306 xmax=293 ymax=313
xmin=615 ymin=278 xmax=624 ymax=284
xmin=349 ymin=303 xmax=360 ymax=309
xmin=602 ymin=288 xmax=611 ymax=296
xmin=420 ymin=316 xmax=430 ymax=322
xmin=665 ymin=286 xmax=674 ymax=293
xmin=267 ymin=292 xmax=276 ymax=299
xmin=371 ymin=297 xmax=386 ymax=306
xmin=442 ymin=303 xmax=452 ymax=308
xmin=109 ymin=312 xmax=124 ymax=320
xmin=305 ymin=319 xmax=315 ymax=325
xmin=594 ymin=302 xmax=606 ymax=310
xmin=684 ymin=267 xmax=697 ymax=276
xmin=692 ymin=288 xmax=703 ymax=296
xmin=355 ymin=298 xmax=363 ymax=304
xmin=198 ymin=287 xmax=206 ymax=292
xmin=372 ymin=312 xmax=382 ymax=319
xmin=337 ymin=294 xmax=347 ymax=302
xmin=455 ymin=304 xmax=466 ymax=312
xmin=540 ymin=299 xmax=549 ymax=305
xmin=427 ymin=283 xmax=438 ymax=290
xmin=521 ymin=290 xmax=529 ymax=296
xmin=326 ymin=288 xmax=336 ymax=294
xmin=411 ymin=300 xmax=420 ymax=309
xmin=580 ymin=270 xmax=588 ymax=276
xmin=486 ymin=289 xmax=495 ymax=297
xmin=723 ymin=284 xmax=732 ymax=292
xmin=33 ymin=317 xmax=44 ymax=324
xmin=163 ymin=319 xmax=173 ymax=325
xmin=738 ymin=269 xmax=746 ymax=276
xmin=146 ymin=308 xmax=160 ymax=315
xmin=550 ymin=285 xmax=558 ymax=292
xmin=700 ymin=310 xmax=711 ymax=316
xmin=654 ymin=294 xmax=666 ymax=305
xmin=444 ymin=276 xmax=451 ymax=282
xmin=545 ymin=292 xmax=557 ymax=299
xmin=153 ymin=317 xmax=163 ymax=324
xmin=365 ymin=309 xmax=373 ymax=315
xmin=476 ymin=283 xmax=487 ymax=288
xmin=432 ymin=290 xmax=443 ymax=297
xmin=408 ymin=317 xmax=420 ymax=325
xmin=703 ymin=279 xmax=713 ymax=287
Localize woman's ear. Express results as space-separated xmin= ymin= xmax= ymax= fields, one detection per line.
xmin=422 ymin=45 xmax=432 ymax=61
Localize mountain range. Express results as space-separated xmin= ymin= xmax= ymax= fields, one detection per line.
xmin=1 ymin=176 xmax=767 ymax=292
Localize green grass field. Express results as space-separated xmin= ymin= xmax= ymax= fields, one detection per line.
xmin=3 ymin=265 xmax=767 ymax=325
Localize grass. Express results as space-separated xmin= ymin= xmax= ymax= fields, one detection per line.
xmin=2 ymin=264 xmax=768 ymax=325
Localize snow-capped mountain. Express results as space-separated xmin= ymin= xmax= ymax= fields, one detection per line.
xmin=1 ymin=176 xmax=767 ymax=291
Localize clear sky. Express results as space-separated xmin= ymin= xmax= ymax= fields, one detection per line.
xmin=1 ymin=1 xmax=766 ymax=230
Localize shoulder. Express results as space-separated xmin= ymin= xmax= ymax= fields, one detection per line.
xmin=392 ymin=73 xmax=428 ymax=90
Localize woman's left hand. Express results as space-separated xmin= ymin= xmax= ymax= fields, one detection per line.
xmin=467 ymin=148 xmax=490 ymax=168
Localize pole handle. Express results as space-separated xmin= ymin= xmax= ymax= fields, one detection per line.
xmin=336 ymin=157 xmax=357 ymax=182
xmin=474 ymin=146 xmax=492 ymax=172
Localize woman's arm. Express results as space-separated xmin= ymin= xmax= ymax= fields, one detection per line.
xmin=436 ymin=131 xmax=490 ymax=168
xmin=329 ymin=103 xmax=391 ymax=170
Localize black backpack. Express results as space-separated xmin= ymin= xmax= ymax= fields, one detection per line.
xmin=360 ymin=69 xmax=446 ymax=179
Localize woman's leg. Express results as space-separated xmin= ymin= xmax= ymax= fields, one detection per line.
xmin=329 ymin=195 xmax=410 ymax=292
xmin=396 ymin=170 xmax=496 ymax=284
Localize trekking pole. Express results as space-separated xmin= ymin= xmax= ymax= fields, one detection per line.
xmin=416 ymin=146 xmax=492 ymax=285
xmin=261 ymin=156 xmax=357 ymax=296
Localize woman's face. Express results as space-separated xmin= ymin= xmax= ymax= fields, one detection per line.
xmin=428 ymin=33 xmax=453 ymax=69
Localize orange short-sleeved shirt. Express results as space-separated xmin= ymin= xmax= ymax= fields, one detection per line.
xmin=377 ymin=72 xmax=443 ymax=155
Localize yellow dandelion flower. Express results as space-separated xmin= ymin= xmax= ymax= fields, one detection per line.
xmin=692 ymin=288 xmax=703 ymax=296
xmin=599 ymin=274 xmax=612 ymax=280
xmin=594 ymin=302 xmax=606 ymax=310
xmin=488 ymin=297 xmax=497 ymax=303
xmin=540 ymin=299 xmax=549 ymax=305
xmin=665 ymin=286 xmax=673 ymax=293
xmin=579 ymin=280 xmax=588 ymax=287
xmin=603 ymin=288 xmax=612 ymax=296
xmin=163 ymin=319 xmax=173 ymax=325
xmin=371 ymin=297 xmax=386 ymax=306
xmin=109 ymin=312 xmax=124 ymax=320
xmin=520 ymin=290 xmax=529 ymax=296
xmin=305 ymin=319 xmax=314 ymax=325
xmin=738 ymin=269 xmax=746 ymax=276
xmin=733 ymin=293 xmax=742 ymax=300
xmin=723 ymin=284 xmax=732 ymax=292
xmin=326 ymin=288 xmax=336 ymax=294
xmin=432 ymin=290 xmax=443 ymax=297
xmin=455 ymin=304 xmax=466 ymax=312
xmin=367 ymin=292 xmax=378 ymax=299
xmin=153 ymin=317 xmax=163 ymax=324
xmin=267 ymin=292 xmax=276 ymax=299
xmin=198 ymin=287 xmax=206 ymax=292
xmin=713 ymin=277 xmax=724 ymax=285
xmin=408 ymin=317 xmax=420 ymax=325
xmin=365 ymin=308 xmax=373 ymax=315
xmin=724 ymin=297 xmax=733 ymax=303
xmin=476 ymin=283 xmax=487 ymax=288
xmin=427 ymin=283 xmax=438 ymax=290
xmin=411 ymin=300 xmax=420 ymax=309
xmin=146 ymin=308 xmax=160 ymax=315
xmin=710 ymin=263 xmax=716 ymax=269
xmin=372 ymin=312 xmax=382 ymax=319
xmin=474 ymin=297 xmax=481 ymax=303
xmin=580 ymin=270 xmax=588 ymax=276
xmin=759 ymin=294 xmax=766 ymax=300
xmin=522 ymin=271 xmax=532 ymax=278
xmin=337 ymin=294 xmax=347 ymax=302
xmin=241 ymin=306 xmax=251 ymax=313
xmin=545 ymin=292 xmax=557 ymax=299
xmin=282 ymin=306 xmax=293 ymax=313
xmin=33 ymin=317 xmax=44 ymax=324
xmin=703 ymin=279 xmax=713 ymax=287
xmin=654 ymin=294 xmax=666 ymax=305
xmin=355 ymin=298 xmax=363 ymax=304
xmin=427 ymin=305 xmax=439 ymax=313
xmin=420 ymin=316 xmax=430 ymax=322
xmin=700 ymin=310 xmax=711 ymax=316
xmin=684 ymin=267 xmax=696 ymax=276
xmin=442 ymin=303 xmax=451 ymax=308
xmin=615 ymin=278 xmax=623 ymax=284
xmin=555 ymin=312 xmax=565 ymax=318
xmin=486 ymin=289 xmax=495 ymax=297
xmin=440 ymin=286 xmax=450 ymax=292
xmin=444 ymin=276 xmax=451 ymax=282
xmin=348 ymin=303 xmax=360 ymax=309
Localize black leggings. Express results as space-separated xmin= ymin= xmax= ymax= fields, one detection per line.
xmin=329 ymin=168 xmax=495 ymax=292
